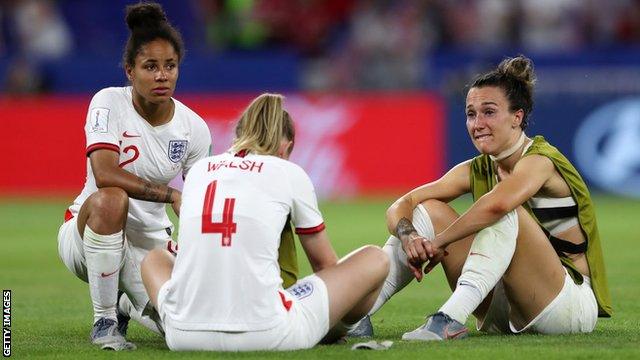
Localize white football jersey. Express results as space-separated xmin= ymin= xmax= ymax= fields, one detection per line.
xmin=162 ymin=152 xmax=325 ymax=331
xmin=67 ymin=87 xmax=211 ymax=238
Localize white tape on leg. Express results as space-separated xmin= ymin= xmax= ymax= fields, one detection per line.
xmin=440 ymin=211 xmax=519 ymax=324
xmin=458 ymin=210 xmax=518 ymax=296
xmin=368 ymin=205 xmax=437 ymax=316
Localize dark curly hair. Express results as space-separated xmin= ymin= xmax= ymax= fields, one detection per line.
xmin=122 ymin=2 xmax=184 ymax=68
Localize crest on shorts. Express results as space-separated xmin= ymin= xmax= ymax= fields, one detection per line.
xmin=286 ymin=281 xmax=314 ymax=300
xmin=168 ymin=140 xmax=188 ymax=163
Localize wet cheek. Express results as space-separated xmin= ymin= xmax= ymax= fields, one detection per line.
xmin=466 ymin=122 xmax=475 ymax=137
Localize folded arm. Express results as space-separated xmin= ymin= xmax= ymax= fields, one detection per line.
xmin=386 ymin=160 xmax=472 ymax=238
xmin=90 ymin=149 xmax=181 ymax=213
xmin=432 ymin=155 xmax=554 ymax=249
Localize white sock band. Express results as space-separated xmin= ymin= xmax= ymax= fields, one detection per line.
xmin=83 ymin=226 xmax=124 ymax=323
xmin=440 ymin=210 xmax=519 ymax=324
xmin=368 ymin=204 xmax=436 ymax=316
xmin=367 ymin=236 xmax=414 ymax=316
xmin=439 ymin=283 xmax=484 ymax=324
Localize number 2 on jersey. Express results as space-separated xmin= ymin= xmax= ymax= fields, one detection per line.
xmin=119 ymin=145 xmax=140 ymax=168
xmin=201 ymin=180 xmax=237 ymax=246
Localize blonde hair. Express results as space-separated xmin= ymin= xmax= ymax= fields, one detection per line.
xmin=230 ymin=93 xmax=295 ymax=156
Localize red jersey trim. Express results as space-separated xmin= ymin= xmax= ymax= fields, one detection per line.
xmin=86 ymin=143 xmax=120 ymax=157
xmin=64 ymin=209 xmax=74 ymax=222
xmin=295 ymin=223 xmax=326 ymax=235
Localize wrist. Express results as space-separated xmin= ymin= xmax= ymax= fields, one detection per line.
xmin=433 ymin=233 xmax=445 ymax=248
xmin=400 ymin=231 xmax=421 ymax=251
xmin=395 ymin=220 xmax=416 ymax=238
xmin=398 ymin=229 xmax=417 ymax=240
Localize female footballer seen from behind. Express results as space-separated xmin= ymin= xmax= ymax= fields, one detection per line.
xmin=141 ymin=93 xmax=389 ymax=351
xmin=56 ymin=2 xmax=211 ymax=350
xmin=352 ymin=55 xmax=611 ymax=340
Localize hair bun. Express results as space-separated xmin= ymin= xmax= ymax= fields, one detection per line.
xmin=126 ymin=2 xmax=167 ymax=31
xmin=498 ymin=55 xmax=536 ymax=88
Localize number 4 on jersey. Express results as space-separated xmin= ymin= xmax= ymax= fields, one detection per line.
xmin=201 ymin=180 xmax=237 ymax=246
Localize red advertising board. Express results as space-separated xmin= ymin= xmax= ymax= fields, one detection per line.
xmin=1 ymin=93 xmax=445 ymax=198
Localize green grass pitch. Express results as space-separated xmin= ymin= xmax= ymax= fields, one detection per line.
xmin=1 ymin=195 xmax=639 ymax=359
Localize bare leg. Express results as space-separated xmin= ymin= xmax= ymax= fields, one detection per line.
xmin=501 ymin=207 xmax=565 ymax=329
xmin=423 ymin=204 xmax=566 ymax=330
xmin=315 ymin=245 xmax=389 ymax=328
xmin=77 ymin=187 xmax=128 ymax=237
xmin=420 ymin=200 xmax=472 ymax=289
xmin=142 ymin=246 xmax=386 ymax=344
xmin=420 ymin=199 xmax=493 ymax=320
xmin=140 ymin=248 xmax=175 ymax=309
xmin=366 ymin=204 xmax=436 ymax=318
xmin=362 ymin=200 xmax=488 ymax=323
xmin=76 ymin=187 xmax=128 ymax=323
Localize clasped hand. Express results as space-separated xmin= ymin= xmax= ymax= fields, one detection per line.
xmin=401 ymin=232 xmax=447 ymax=282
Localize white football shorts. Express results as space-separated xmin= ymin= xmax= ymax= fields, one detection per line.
xmin=57 ymin=217 xmax=88 ymax=282
xmin=478 ymin=267 xmax=598 ymax=334
xmin=57 ymin=217 xmax=173 ymax=311
xmin=158 ymin=274 xmax=330 ymax=351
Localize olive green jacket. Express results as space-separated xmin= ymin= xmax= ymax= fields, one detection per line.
xmin=469 ymin=135 xmax=612 ymax=317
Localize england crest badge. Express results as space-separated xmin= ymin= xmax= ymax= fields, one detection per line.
xmin=168 ymin=140 xmax=188 ymax=163
xmin=286 ymin=281 xmax=314 ymax=300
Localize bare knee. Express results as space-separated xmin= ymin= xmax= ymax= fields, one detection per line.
xmin=420 ymin=199 xmax=459 ymax=233
xmin=360 ymin=245 xmax=390 ymax=281
xmin=85 ymin=187 xmax=129 ymax=233
xmin=91 ymin=187 xmax=129 ymax=215
xmin=141 ymin=248 xmax=172 ymax=273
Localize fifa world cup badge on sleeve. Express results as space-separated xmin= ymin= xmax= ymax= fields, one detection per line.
xmin=168 ymin=140 xmax=188 ymax=163
xmin=89 ymin=108 xmax=109 ymax=133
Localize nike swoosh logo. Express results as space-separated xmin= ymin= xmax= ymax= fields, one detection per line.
xmin=469 ymin=251 xmax=491 ymax=259
xmin=122 ymin=131 xmax=141 ymax=138
xmin=100 ymin=269 xmax=119 ymax=278
xmin=444 ymin=326 xmax=468 ymax=339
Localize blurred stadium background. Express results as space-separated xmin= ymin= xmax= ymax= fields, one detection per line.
xmin=1 ymin=0 xmax=640 ymax=198
xmin=1 ymin=0 xmax=640 ymax=357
